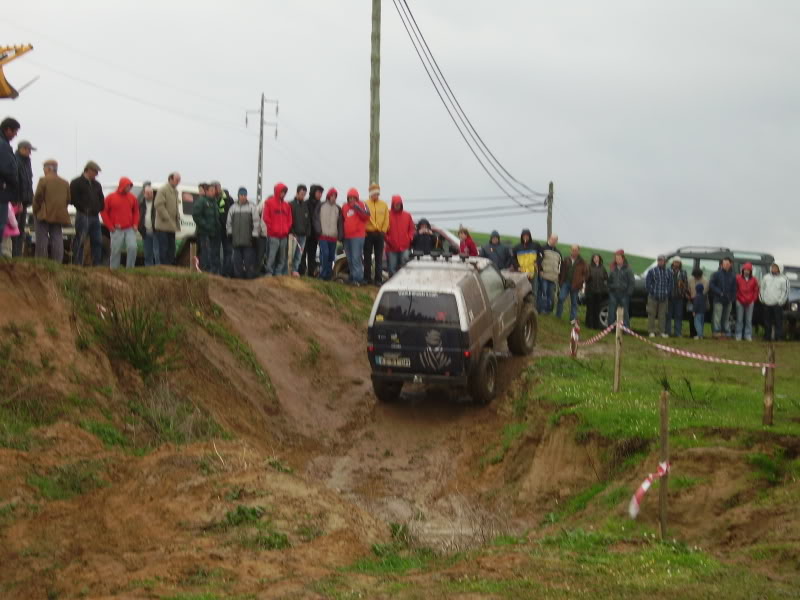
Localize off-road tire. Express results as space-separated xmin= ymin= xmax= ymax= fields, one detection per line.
xmin=469 ymin=350 xmax=497 ymax=405
xmin=508 ymin=303 xmax=537 ymax=356
xmin=373 ymin=380 xmax=403 ymax=403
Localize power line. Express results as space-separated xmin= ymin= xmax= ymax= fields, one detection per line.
xmin=407 ymin=194 xmax=547 ymax=204
xmin=390 ymin=0 xmax=535 ymax=210
xmin=396 ymin=0 xmax=547 ymax=200
xmin=411 ymin=203 xmax=548 ymax=216
xmin=416 ymin=206 xmax=549 ymax=222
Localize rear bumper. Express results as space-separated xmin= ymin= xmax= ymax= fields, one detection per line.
xmin=371 ymin=371 xmax=468 ymax=386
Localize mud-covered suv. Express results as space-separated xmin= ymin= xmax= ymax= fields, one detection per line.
xmin=367 ymin=255 xmax=537 ymax=404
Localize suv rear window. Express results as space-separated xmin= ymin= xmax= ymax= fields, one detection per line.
xmin=375 ymin=291 xmax=460 ymax=326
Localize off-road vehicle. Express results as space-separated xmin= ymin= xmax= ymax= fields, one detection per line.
xmin=783 ymin=265 xmax=800 ymax=339
xmin=367 ymin=254 xmax=537 ymax=404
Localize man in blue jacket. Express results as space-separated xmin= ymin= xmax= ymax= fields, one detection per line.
xmin=710 ymin=257 xmax=737 ymax=338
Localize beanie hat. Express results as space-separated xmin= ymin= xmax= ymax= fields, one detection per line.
xmin=347 ymin=187 xmax=360 ymax=200
xmin=237 ymin=187 xmax=247 ymax=196
xmin=368 ymin=183 xmax=380 ymax=197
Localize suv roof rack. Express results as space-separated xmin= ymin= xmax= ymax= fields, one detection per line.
xmin=673 ymin=246 xmax=732 ymax=254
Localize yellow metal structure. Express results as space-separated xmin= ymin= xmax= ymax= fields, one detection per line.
xmin=0 ymin=44 xmax=34 ymax=99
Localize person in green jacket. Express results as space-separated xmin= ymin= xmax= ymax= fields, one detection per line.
xmin=192 ymin=183 xmax=221 ymax=273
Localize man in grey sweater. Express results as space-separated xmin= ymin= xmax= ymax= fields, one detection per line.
xmin=226 ymin=187 xmax=260 ymax=279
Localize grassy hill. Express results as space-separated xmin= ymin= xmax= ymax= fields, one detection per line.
xmin=468 ymin=231 xmax=654 ymax=274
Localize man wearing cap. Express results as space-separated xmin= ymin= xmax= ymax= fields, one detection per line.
xmin=70 ymin=160 xmax=105 ymax=266
xmin=363 ymin=183 xmax=389 ymax=285
xmin=154 ymin=172 xmax=182 ymax=265
xmin=13 ymin=139 xmax=35 ymax=257
xmin=226 ymin=187 xmax=259 ymax=279
xmin=32 ymin=159 xmax=71 ymax=262
xmin=0 ymin=117 xmax=21 ymax=239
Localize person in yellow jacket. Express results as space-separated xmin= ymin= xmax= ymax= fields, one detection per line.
xmin=364 ymin=182 xmax=389 ymax=285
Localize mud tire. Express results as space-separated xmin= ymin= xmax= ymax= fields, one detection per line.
xmin=373 ymin=380 xmax=402 ymax=403
xmin=508 ymin=303 xmax=537 ymax=356
xmin=469 ymin=350 xmax=497 ymax=405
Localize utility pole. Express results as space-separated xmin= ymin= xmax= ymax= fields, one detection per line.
xmin=246 ymin=94 xmax=279 ymax=201
xmin=546 ymin=181 xmax=554 ymax=239
xmin=369 ymin=0 xmax=381 ymax=186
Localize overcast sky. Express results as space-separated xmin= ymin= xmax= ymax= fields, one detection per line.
xmin=3 ymin=1 xmax=798 ymax=264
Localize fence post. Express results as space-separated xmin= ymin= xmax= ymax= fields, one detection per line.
xmin=659 ymin=390 xmax=670 ymax=541
xmin=613 ymin=306 xmax=624 ymax=393
xmin=570 ymin=319 xmax=579 ymax=358
xmin=763 ymin=344 xmax=775 ymax=426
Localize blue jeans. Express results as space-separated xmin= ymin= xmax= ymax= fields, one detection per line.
xmin=387 ymin=250 xmax=409 ymax=276
xmin=292 ymin=235 xmax=307 ymax=274
xmin=232 ymin=246 xmax=256 ymax=279
xmin=608 ymin=295 xmax=631 ymax=328
xmin=319 ymin=240 xmax=337 ymax=280
xmin=156 ymin=231 xmax=176 ymax=265
xmin=143 ymin=232 xmax=160 ymax=266
xmin=221 ymin=235 xmax=233 ymax=277
xmin=665 ymin=298 xmax=685 ymax=337
xmin=265 ymin=236 xmax=288 ymax=276
xmin=344 ymin=237 xmax=365 ymax=283
xmin=735 ymin=301 xmax=754 ymax=340
xmin=712 ymin=301 xmax=731 ymax=335
xmin=556 ymin=282 xmax=580 ymax=321
xmin=110 ymin=228 xmax=137 ymax=269
xmin=73 ymin=213 xmax=103 ymax=266
xmin=205 ymin=236 xmax=221 ymax=274
xmin=538 ymin=279 xmax=556 ymax=314
xmin=694 ymin=312 xmax=705 ymax=338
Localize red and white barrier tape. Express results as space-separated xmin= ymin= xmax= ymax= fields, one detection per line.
xmin=620 ymin=325 xmax=776 ymax=369
xmin=629 ymin=461 xmax=669 ymax=519
xmin=193 ymin=256 xmax=201 ymax=272
xmin=572 ymin=323 xmax=616 ymax=347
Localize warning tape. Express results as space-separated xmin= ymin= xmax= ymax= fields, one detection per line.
xmin=620 ymin=325 xmax=776 ymax=369
xmin=572 ymin=323 xmax=616 ymax=347
xmin=629 ymin=461 xmax=669 ymax=519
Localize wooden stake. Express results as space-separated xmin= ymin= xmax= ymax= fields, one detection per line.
xmin=659 ymin=390 xmax=669 ymax=541
xmin=613 ymin=306 xmax=623 ymax=393
xmin=763 ymin=344 xmax=775 ymax=426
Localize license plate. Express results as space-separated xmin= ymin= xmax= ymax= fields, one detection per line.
xmin=376 ymin=356 xmax=411 ymax=368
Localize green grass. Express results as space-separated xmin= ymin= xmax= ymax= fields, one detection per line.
xmin=546 ymin=482 xmax=607 ymax=523
xmin=349 ymin=544 xmax=436 ymax=575
xmin=222 ymin=505 xmax=265 ymax=528
xmin=468 ymin=232 xmax=654 ymax=275
xmin=80 ymin=420 xmax=128 ymax=447
xmin=312 ymin=280 xmax=374 ymax=325
xmin=482 ymin=422 xmax=527 ymax=466
xmin=0 ymin=396 xmax=66 ymax=450
xmin=27 ymin=460 xmax=106 ymax=500
xmin=303 ymin=337 xmax=322 ymax=366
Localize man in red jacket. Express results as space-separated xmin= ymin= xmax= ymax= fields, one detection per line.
xmin=262 ymin=182 xmax=293 ymax=276
xmin=101 ymin=177 xmax=139 ymax=269
xmin=385 ymin=195 xmax=414 ymax=277
xmin=341 ymin=188 xmax=370 ymax=285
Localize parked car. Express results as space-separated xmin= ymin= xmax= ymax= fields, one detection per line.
xmin=783 ymin=265 xmax=800 ymax=339
xmin=367 ymin=255 xmax=537 ymax=404
xmin=26 ymin=181 xmax=201 ymax=266
xmin=591 ymin=247 xmax=775 ymax=329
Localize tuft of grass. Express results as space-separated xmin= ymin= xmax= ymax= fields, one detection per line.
xmin=128 ymin=384 xmax=225 ymax=446
xmin=312 ymin=281 xmax=374 ymax=325
xmin=239 ymin=528 xmax=290 ymax=551
xmin=350 ymin=544 xmax=435 ymax=575
xmin=601 ymin=484 xmax=630 ymax=508
xmin=27 ymin=460 xmax=106 ymax=500
xmin=302 ymin=337 xmax=321 ymax=366
xmin=80 ymin=420 xmax=127 ymax=447
xmin=0 ymin=396 xmax=66 ymax=450
xmin=748 ymin=451 xmax=799 ymax=486
xmin=545 ymin=482 xmax=607 ymax=524
xmin=267 ymin=458 xmax=293 ymax=474
xmin=223 ymin=505 xmax=265 ymax=528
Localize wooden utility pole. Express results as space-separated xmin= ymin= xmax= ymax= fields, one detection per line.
xmin=369 ymin=0 xmax=381 ymax=187
xmin=613 ymin=306 xmax=623 ymax=393
xmin=763 ymin=344 xmax=775 ymax=426
xmin=659 ymin=390 xmax=670 ymax=541
xmin=246 ymin=95 xmax=278 ymax=201
xmin=546 ymin=181 xmax=554 ymax=239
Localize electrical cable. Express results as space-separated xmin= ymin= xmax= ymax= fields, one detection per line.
xmin=407 ymin=194 xmax=547 ymax=204
xmin=396 ymin=0 xmax=547 ymax=200
xmin=409 ymin=203 xmax=547 ymax=216
xmin=390 ymin=0 xmax=536 ymax=210
xmin=421 ymin=207 xmax=548 ymax=222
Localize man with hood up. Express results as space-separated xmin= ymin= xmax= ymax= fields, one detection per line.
xmin=101 ymin=177 xmax=140 ymax=269
xmin=481 ymin=230 xmax=513 ymax=270
xmin=13 ymin=140 xmax=34 ymax=256
xmin=513 ymin=229 xmax=541 ymax=298
xmin=193 ymin=183 xmax=221 ymax=274
xmin=313 ymin=188 xmax=342 ymax=281
xmin=342 ymin=187 xmax=370 ymax=285
xmin=300 ymin=184 xmax=324 ymax=276
xmin=538 ymin=234 xmax=562 ymax=314
xmin=385 ymin=195 xmax=415 ymax=277
xmin=411 ymin=219 xmax=435 ymax=255
xmin=262 ymin=182 xmax=293 ymax=276
xmin=760 ymin=263 xmax=789 ymax=341
xmin=734 ymin=261 xmax=759 ymax=341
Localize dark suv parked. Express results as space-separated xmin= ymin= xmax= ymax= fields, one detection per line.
xmin=783 ymin=266 xmax=800 ymax=339
xmin=594 ymin=247 xmax=775 ymax=329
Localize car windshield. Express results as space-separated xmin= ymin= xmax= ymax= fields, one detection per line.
xmin=375 ymin=291 xmax=459 ymax=326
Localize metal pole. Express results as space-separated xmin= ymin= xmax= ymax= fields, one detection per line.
xmin=546 ymin=181 xmax=554 ymax=240
xmin=257 ymin=93 xmax=265 ymax=202
xmin=369 ymin=0 xmax=381 ymax=186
